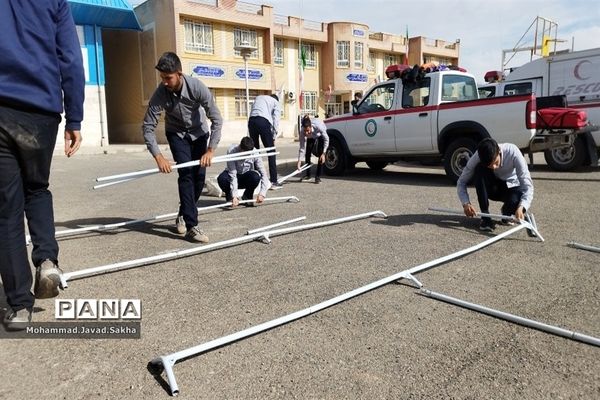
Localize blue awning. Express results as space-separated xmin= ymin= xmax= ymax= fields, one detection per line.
xmin=68 ymin=0 xmax=142 ymax=31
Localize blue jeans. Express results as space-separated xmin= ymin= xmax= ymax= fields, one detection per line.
xmin=166 ymin=133 xmax=208 ymax=229
xmin=248 ymin=116 xmax=277 ymax=183
xmin=217 ymin=170 xmax=260 ymax=201
xmin=0 ymin=105 xmax=60 ymax=311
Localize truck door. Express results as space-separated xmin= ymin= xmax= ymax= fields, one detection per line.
xmin=346 ymin=83 xmax=397 ymax=154
xmin=394 ymin=77 xmax=434 ymax=151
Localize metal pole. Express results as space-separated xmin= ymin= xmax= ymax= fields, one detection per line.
xmin=277 ymin=164 xmax=312 ymax=184
xmin=26 ymin=196 xmax=299 ymax=245
xmin=246 ymin=216 xmax=306 ymax=235
xmin=244 ymin=54 xmax=250 ymax=135
xmin=567 ymin=242 xmax=600 ymax=253
xmin=61 ymin=210 xmax=386 ymax=286
xmin=420 ymin=289 xmax=600 ymax=347
xmin=149 ymin=222 xmax=527 ymax=396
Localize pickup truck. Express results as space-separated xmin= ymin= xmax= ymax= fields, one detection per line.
xmin=479 ymin=47 xmax=600 ymax=170
xmin=324 ymin=65 xmax=585 ymax=182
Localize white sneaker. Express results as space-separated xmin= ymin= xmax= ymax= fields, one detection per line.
xmin=185 ymin=226 xmax=209 ymax=243
xmin=175 ymin=216 xmax=186 ymax=234
xmin=34 ymin=259 xmax=63 ymax=299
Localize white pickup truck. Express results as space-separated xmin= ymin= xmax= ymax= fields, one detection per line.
xmin=479 ymin=47 xmax=600 ymax=171
xmin=324 ymin=67 xmax=547 ymax=182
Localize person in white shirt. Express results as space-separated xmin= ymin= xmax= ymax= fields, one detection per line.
xmin=248 ymin=94 xmax=281 ymax=188
xmin=457 ymin=138 xmax=534 ymax=233
xmin=217 ymin=137 xmax=269 ymax=207
xmin=297 ymin=115 xmax=330 ymax=184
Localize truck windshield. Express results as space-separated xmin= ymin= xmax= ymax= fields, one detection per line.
xmin=441 ymin=75 xmax=478 ymax=101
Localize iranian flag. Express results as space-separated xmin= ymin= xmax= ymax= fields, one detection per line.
xmin=299 ymin=46 xmax=307 ymax=109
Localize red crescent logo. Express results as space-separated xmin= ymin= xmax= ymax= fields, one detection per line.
xmin=574 ymin=60 xmax=592 ymax=80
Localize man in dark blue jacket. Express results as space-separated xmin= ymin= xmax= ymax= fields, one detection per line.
xmin=0 ymin=0 xmax=85 ymax=330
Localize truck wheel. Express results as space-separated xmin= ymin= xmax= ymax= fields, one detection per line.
xmin=324 ymin=137 xmax=347 ymax=176
xmin=544 ymin=136 xmax=586 ymax=171
xmin=443 ymin=138 xmax=477 ymax=182
xmin=366 ymin=161 xmax=388 ymax=171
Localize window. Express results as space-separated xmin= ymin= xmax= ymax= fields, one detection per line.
xmin=478 ymin=86 xmax=496 ymax=98
xmin=354 ymin=42 xmax=364 ymax=69
xmin=368 ymin=52 xmax=375 ymax=72
xmin=234 ymin=28 xmax=258 ymax=59
xmin=402 ymin=78 xmax=431 ymax=108
xmin=274 ymin=38 xmax=284 ymax=65
xmin=235 ymin=89 xmax=260 ymax=117
xmin=184 ymin=20 xmax=213 ymax=54
xmin=383 ymin=54 xmax=397 ymax=67
xmin=503 ymin=82 xmax=532 ymax=96
xmin=441 ymin=75 xmax=478 ymax=102
xmin=358 ymin=83 xmax=395 ymax=113
xmin=336 ymin=41 xmax=350 ymax=68
xmin=301 ymin=43 xmax=316 ymax=68
xmin=301 ymin=91 xmax=318 ymax=116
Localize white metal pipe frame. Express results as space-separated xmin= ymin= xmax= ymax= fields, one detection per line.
xmin=94 ymin=150 xmax=279 ymax=189
xmin=25 ymin=196 xmax=299 ymax=245
xmin=60 ymin=210 xmax=387 ymax=288
xmin=149 ymin=222 xmax=538 ymax=396
xmin=420 ymin=289 xmax=600 ymax=347
xmin=567 ymin=241 xmax=600 ymax=253
xmin=277 ymin=163 xmax=312 ymax=184
xmin=428 ymin=207 xmax=544 ymax=242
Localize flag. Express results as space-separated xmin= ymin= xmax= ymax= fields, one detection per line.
xmin=404 ymin=25 xmax=409 ymax=65
xmin=299 ymin=46 xmax=307 ymax=109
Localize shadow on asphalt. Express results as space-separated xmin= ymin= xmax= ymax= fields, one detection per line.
xmin=370 ymin=213 xmax=482 ymax=235
xmin=320 ymin=166 xmax=452 ymax=187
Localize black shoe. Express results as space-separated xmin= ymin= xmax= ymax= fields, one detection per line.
xmin=314 ymin=177 xmax=322 ymax=184
xmin=269 ymin=182 xmax=283 ymax=190
xmin=479 ymin=219 xmax=496 ymax=232
xmin=301 ymin=175 xmax=311 ymax=182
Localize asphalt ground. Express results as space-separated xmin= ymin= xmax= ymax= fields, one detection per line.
xmin=1 ymin=142 xmax=599 ymax=399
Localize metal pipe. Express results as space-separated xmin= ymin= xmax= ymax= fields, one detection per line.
xmin=420 ymin=289 xmax=600 ymax=347
xmin=149 ymin=222 xmax=526 ymax=396
xmin=246 ymin=216 xmax=306 ymax=235
xmin=277 ymin=163 xmax=312 ymax=184
xmin=61 ymin=210 xmax=386 ymax=286
xmin=428 ymin=207 xmax=544 ymax=242
xmin=567 ymin=242 xmax=600 ymax=253
xmin=26 ymin=196 xmax=299 ymax=245
xmin=95 ymin=148 xmax=277 ymax=182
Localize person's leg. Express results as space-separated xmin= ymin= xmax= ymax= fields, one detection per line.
xmin=501 ymin=187 xmax=525 ymax=217
xmin=217 ymin=170 xmax=233 ymax=201
xmin=315 ymin=137 xmax=324 ymax=180
xmin=190 ymin=135 xmax=208 ymax=206
xmin=248 ymin=117 xmax=261 ymax=150
xmin=167 ymin=134 xmax=197 ymax=229
xmin=304 ymin=138 xmax=314 ymax=179
xmin=473 ymin=164 xmax=504 ymax=230
xmin=256 ymin=118 xmax=277 ymax=184
xmin=238 ymin=171 xmax=260 ymax=200
xmin=0 ymin=116 xmax=33 ymax=313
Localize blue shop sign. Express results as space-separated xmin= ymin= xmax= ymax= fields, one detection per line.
xmin=235 ymin=69 xmax=264 ymax=80
xmin=346 ymin=73 xmax=368 ymax=83
xmin=192 ymin=65 xmax=225 ymax=78
xmin=353 ymin=29 xmax=365 ymax=37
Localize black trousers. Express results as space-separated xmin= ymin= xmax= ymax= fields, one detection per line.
xmin=166 ymin=133 xmax=208 ymax=229
xmin=474 ymin=164 xmax=525 ymax=218
xmin=248 ymin=116 xmax=277 ymax=184
xmin=305 ymin=137 xmax=324 ymax=178
xmin=0 ymin=105 xmax=60 ymax=311
xmin=217 ymin=170 xmax=260 ymax=201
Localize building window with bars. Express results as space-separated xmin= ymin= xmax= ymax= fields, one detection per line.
xmin=235 ymin=89 xmax=259 ymax=117
xmin=354 ymin=42 xmax=364 ymax=69
xmin=368 ymin=52 xmax=376 ymax=72
xmin=301 ymin=91 xmax=318 ymax=116
xmin=274 ymin=38 xmax=284 ymax=65
xmin=184 ymin=20 xmax=214 ymax=54
xmin=336 ymin=41 xmax=350 ymax=68
xmin=384 ymin=54 xmax=398 ymax=67
xmin=234 ymin=28 xmax=258 ymax=59
xmin=301 ymin=43 xmax=317 ymax=68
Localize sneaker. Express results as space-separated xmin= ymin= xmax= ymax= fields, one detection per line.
xmin=269 ymin=182 xmax=283 ymax=190
xmin=500 ymin=218 xmax=515 ymax=226
xmin=185 ymin=226 xmax=209 ymax=243
xmin=241 ymin=195 xmax=255 ymax=207
xmin=301 ymin=175 xmax=311 ymax=182
xmin=314 ymin=177 xmax=322 ymax=184
xmin=34 ymin=259 xmax=63 ymax=299
xmin=479 ymin=219 xmax=496 ymax=232
xmin=175 ymin=215 xmax=186 ymax=234
xmin=3 ymin=308 xmax=32 ymax=331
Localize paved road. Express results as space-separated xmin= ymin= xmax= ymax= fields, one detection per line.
xmin=1 ymin=146 xmax=599 ymax=399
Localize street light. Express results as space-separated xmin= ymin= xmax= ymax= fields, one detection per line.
xmin=234 ymin=41 xmax=257 ymax=133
